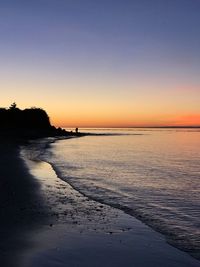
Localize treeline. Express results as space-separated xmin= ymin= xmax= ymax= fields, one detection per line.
xmin=0 ymin=103 xmax=51 ymax=129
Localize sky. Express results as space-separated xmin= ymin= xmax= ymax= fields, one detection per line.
xmin=0 ymin=0 xmax=200 ymax=127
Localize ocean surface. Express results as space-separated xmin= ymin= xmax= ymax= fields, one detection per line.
xmin=27 ymin=128 xmax=200 ymax=259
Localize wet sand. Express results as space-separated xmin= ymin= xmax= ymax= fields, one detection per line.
xmin=0 ymin=140 xmax=50 ymax=267
xmin=0 ymin=141 xmax=199 ymax=267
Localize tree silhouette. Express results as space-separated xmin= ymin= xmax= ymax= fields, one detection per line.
xmin=0 ymin=105 xmax=51 ymax=129
xmin=9 ymin=102 xmax=17 ymax=110
xmin=0 ymin=104 xmax=76 ymax=138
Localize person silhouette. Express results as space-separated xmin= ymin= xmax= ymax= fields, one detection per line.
xmin=75 ymin=127 xmax=78 ymax=133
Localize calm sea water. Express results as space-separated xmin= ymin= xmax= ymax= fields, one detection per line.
xmin=41 ymin=128 xmax=200 ymax=258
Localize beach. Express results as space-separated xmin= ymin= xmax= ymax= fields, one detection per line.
xmin=0 ymin=140 xmax=48 ymax=267
xmin=0 ymin=137 xmax=199 ymax=267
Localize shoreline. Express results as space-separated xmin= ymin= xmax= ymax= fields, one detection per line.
xmin=22 ymin=140 xmax=199 ymax=266
xmin=0 ymin=138 xmax=199 ymax=266
xmin=39 ymin=136 xmax=200 ymax=261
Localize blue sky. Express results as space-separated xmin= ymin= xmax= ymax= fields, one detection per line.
xmin=0 ymin=0 xmax=200 ymax=126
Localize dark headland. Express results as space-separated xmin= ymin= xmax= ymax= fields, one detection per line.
xmin=0 ymin=103 xmax=84 ymax=139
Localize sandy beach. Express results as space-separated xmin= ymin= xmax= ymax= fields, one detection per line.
xmin=0 ymin=139 xmax=53 ymax=267
xmin=0 ymin=139 xmax=199 ymax=267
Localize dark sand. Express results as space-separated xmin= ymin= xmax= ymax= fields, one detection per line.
xmin=0 ymin=141 xmax=199 ymax=267
xmin=0 ymin=141 xmax=49 ymax=267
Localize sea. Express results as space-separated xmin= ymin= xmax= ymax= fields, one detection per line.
xmin=23 ymin=128 xmax=200 ymax=259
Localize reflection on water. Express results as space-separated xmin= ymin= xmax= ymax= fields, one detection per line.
xmin=42 ymin=128 xmax=200 ymax=259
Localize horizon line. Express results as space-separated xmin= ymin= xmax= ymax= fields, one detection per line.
xmin=60 ymin=126 xmax=200 ymax=129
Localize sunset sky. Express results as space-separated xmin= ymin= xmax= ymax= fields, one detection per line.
xmin=0 ymin=0 xmax=200 ymax=127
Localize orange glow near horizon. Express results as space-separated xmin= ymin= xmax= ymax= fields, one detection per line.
xmin=50 ymin=112 xmax=200 ymax=128
xmin=1 ymin=77 xmax=200 ymax=128
xmin=1 ymin=89 xmax=200 ymax=128
xmin=168 ymin=114 xmax=200 ymax=127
